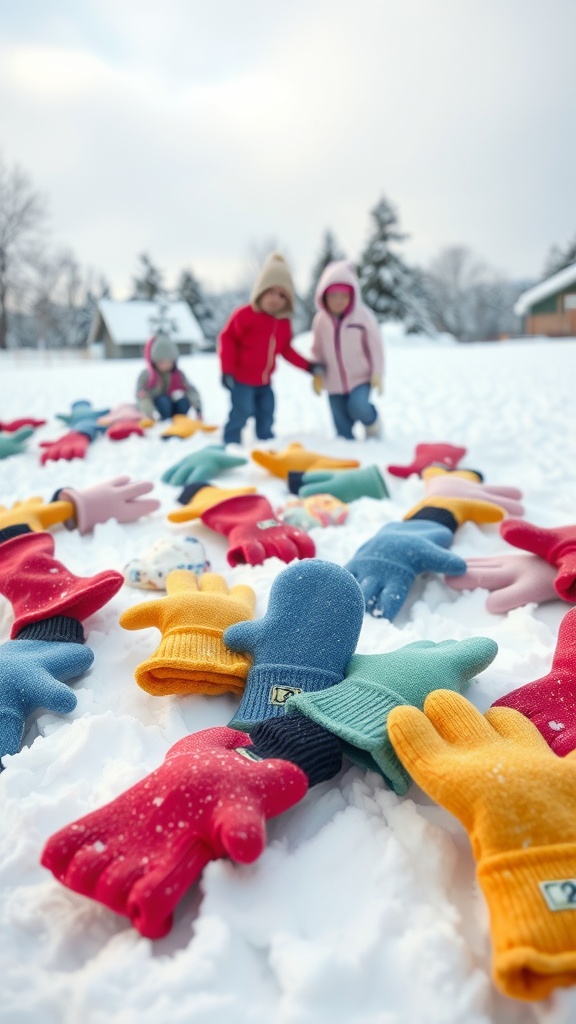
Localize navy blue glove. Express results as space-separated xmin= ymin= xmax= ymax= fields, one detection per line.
xmin=0 ymin=639 xmax=94 ymax=764
xmin=345 ymin=520 xmax=467 ymax=620
xmin=224 ymin=560 xmax=364 ymax=730
xmin=161 ymin=445 xmax=247 ymax=487
xmin=57 ymin=401 xmax=110 ymax=427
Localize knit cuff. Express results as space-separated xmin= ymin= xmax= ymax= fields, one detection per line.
xmin=134 ymin=626 xmax=251 ymax=697
xmin=228 ymin=663 xmax=342 ymax=730
xmin=177 ymin=482 xmax=212 ymax=506
xmin=286 ymin=678 xmax=412 ymax=795
xmin=15 ymin=615 xmax=86 ymax=644
xmin=247 ymin=715 xmax=343 ymax=786
xmin=406 ymin=506 xmax=458 ymax=533
xmin=477 ymin=844 xmax=576 ymax=1001
xmin=0 ymin=524 xmax=33 ymax=546
xmin=287 ymin=472 xmax=305 ymax=495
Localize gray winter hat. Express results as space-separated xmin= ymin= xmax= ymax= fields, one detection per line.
xmin=151 ymin=333 xmax=179 ymax=363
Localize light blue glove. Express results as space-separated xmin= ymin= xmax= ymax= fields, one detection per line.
xmin=0 ymin=427 xmax=34 ymax=459
xmin=345 ymin=519 xmax=467 ymax=620
xmin=0 ymin=639 xmax=94 ymax=764
xmin=57 ymin=401 xmax=110 ymax=427
xmin=162 ymin=445 xmax=247 ymax=486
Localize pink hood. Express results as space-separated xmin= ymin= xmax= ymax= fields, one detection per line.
xmin=314 ymin=260 xmax=360 ymax=314
xmin=143 ymin=335 xmax=185 ymax=392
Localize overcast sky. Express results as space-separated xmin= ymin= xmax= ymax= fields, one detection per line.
xmin=1 ymin=0 xmax=575 ymax=297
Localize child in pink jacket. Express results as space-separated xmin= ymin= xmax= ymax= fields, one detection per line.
xmin=311 ymin=260 xmax=384 ymax=439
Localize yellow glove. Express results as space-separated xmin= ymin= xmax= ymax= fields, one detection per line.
xmin=370 ymin=374 xmax=383 ymax=396
xmin=161 ymin=415 xmax=218 ymax=440
xmin=119 ymin=570 xmax=256 ymax=697
xmin=251 ymin=442 xmax=360 ymax=480
xmin=0 ymin=496 xmax=75 ymax=532
xmin=421 ymin=466 xmax=484 ymax=484
xmin=312 ymin=374 xmax=324 ymax=396
xmin=403 ymin=494 xmax=505 ymax=527
xmin=167 ymin=483 xmax=257 ymax=523
xmin=388 ymin=690 xmax=576 ymax=1001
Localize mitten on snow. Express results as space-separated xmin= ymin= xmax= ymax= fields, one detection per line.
xmin=39 ymin=425 xmax=97 ymax=464
xmin=500 ymin=519 xmax=576 ymax=601
xmin=251 ymin=442 xmax=359 ymax=480
xmin=388 ymin=690 xmax=576 ymax=1001
xmin=123 ymin=536 xmax=210 ymax=590
xmin=167 ymin=483 xmax=257 ymax=523
xmin=387 ymin=442 xmax=467 ymax=478
xmin=56 ymin=476 xmax=160 ymax=534
xmin=56 ymin=400 xmax=109 ymax=426
xmin=287 ymin=465 xmax=389 ymax=503
xmin=41 ymin=726 xmax=308 ymax=938
xmin=201 ymin=493 xmax=315 ymax=566
xmin=0 ymin=427 xmax=34 ymax=459
xmin=445 ymin=554 xmax=558 ymax=613
xmin=162 ymin=445 xmax=247 ymax=486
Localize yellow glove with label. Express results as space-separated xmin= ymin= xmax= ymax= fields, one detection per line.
xmin=119 ymin=570 xmax=256 ymax=696
xmin=251 ymin=442 xmax=360 ymax=480
xmin=167 ymin=484 xmax=257 ymax=523
xmin=161 ymin=415 xmax=218 ymax=440
xmin=0 ymin=496 xmax=75 ymax=532
xmin=370 ymin=374 xmax=383 ymax=396
xmin=403 ymin=494 xmax=506 ymax=528
xmin=388 ymin=690 xmax=576 ymax=1001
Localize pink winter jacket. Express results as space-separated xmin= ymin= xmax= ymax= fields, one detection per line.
xmin=310 ymin=261 xmax=384 ymax=395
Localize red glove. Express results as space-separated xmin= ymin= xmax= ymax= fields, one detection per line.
xmin=500 ymin=519 xmax=576 ymax=601
xmin=491 ymin=607 xmax=576 ymax=755
xmin=0 ymin=417 xmax=46 ymax=432
xmin=106 ymin=420 xmax=145 ymax=441
xmin=387 ymin=442 xmax=467 ymax=478
xmin=201 ymin=494 xmax=316 ymax=566
xmin=41 ymin=727 xmax=308 ymax=938
xmin=39 ymin=431 xmax=91 ymax=464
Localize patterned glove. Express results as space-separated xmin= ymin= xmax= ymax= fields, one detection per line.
xmin=225 ymin=560 xmax=364 ymax=729
xmin=491 ymin=606 xmax=576 ymax=754
xmin=57 ymin=476 xmax=160 ymax=534
xmin=0 ymin=639 xmax=94 ymax=764
xmin=387 ymin=442 xmax=467 ymax=478
xmin=388 ymin=690 xmax=576 ymax=1001
xmin=0 ymin=427 xmax=34 ymax=459
xmin=41 ymin=727 xmax=308 ymax=938
xmin=251 ymin=442 xmax=360 ymax=480
xmin=120 ymin=571 xmax=256 ymax=696
xmin=345 ymin=520 xmax=467 ymax=619
xmin=424 ymin=472 xmax=524 ymax=516
xmin=445 ymin=554 xmax=558 ymax=613
xmin=162 ymin=445 xmax=247 ymax=486
xmin=167 ymin=483 xmax=257 ymax=523
xmin=287 ymin=465 xmax=389 ymax=503
xmin=161 ymin=415 xmax=218 ymax=440
xmin=124 ymin=536 xmax=210 ymax=590
xmin=500 ymin=519 xmax=576 ymax=601
xmin=201 ymin=494 xmax=315 ymax=566
xmin=0 ymin=496 xmax=74 ymax=532
xmin=286 ymin=637 xmax=497 ymax=794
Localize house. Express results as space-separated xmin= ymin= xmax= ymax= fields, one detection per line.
xmin=514 ymin=262 xmax=576 ymax=337
xmin=86 ymin=299 xmax=206 ymax=358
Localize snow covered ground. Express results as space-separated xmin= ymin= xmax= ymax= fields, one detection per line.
xmin=1 ymin=336 xmax=576 ymax=1024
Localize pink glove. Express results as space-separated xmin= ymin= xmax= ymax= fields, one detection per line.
xmin=57 ymin=476 xmax=160 ymax=534
xmin=0 ymin=417 xmax=46 ymax=432
xmin=106 ymin=420 xmax=145 ymax=441
xmin=425 ymin=475 xmax=524 ymax=516
xmin=97 ymin=404 xmax=142 ymax=427
xmin=500 ymin=519 xmax=576 ymax=601
xmin=41 ymin=727 xmax=308 ymax=938
xmin=387 ymin=443 xmax=467 ymax=478
xmin=491 ymin=607 xmax=576 ymax=755
xmin=201 ymin=494 xmax=316 ymax=566
xmin=445 ymin=554 xmax=558 ymax=613
xmin=39 ymin=431 xmax=91 ymax=464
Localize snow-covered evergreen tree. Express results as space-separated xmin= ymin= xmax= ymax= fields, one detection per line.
xmin=176 ymin=268 xmax=217 ymax=347
xmin=131 ymin=253 xmax=165 ymax=300
xmin=302 ymin=229 xmax=346 ymax=328
xmin=358 ymin=197 xmax=431 ymax=332
xmin=543 ymin=234 xmax=576 ymax=278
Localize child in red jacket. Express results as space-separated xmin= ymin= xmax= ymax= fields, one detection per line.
xmin=219 ymin=253 xmax=317 ymax=444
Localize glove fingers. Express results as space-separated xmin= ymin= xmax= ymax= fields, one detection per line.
xmin=271 ymin=536 xmax=301 ymax=563
xmin=357 ymin=575 xmax=382 ymax=611
xmin=485 ymin=581 xmax=532 ymax=614
xmin=387 ymin=703 xmax=452 ymax=782
xmin=166 ymin=507 xmax=195 ymax=523
xmin=373 ymin=579 xmax=408 ymax=620
xmin=53 ymin=837 xmax=117 ymax=896
xmin=484 ymin=485 xmax=523 ymax=500
xmin=198 ymin=573 xmax=229 ymax=594
xmin=126 ymin=845 xmax=211 ymax=939
xmin=423 ymin=690 xmax=495 ymax=746
xmin=216 ymin=807 xmax=267 ymax=864
xmin=227 ymin=584 xmax=256 ymax=615
xmin=484 ymin=705 xmax=553 ymax=750
xmin=227 ymin=539 xmax=266 ymax=566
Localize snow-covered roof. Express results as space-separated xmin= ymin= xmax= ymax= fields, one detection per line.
xmin=514 ymin=262 xmax=576 ymax=315
xmin=91 ymin=299 xmax=205 ymax=346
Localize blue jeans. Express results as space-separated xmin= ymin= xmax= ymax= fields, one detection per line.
xmin=223 ymin=382 xmax=275 ymax=444
xmin=154 ymin=395 xmax=191 ymax=420
xmin=328 ymin=384 xmax=377 ymax=440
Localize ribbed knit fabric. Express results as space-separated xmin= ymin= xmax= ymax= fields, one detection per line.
xmin=15 ymin=615 xmax=85 ymax=645
xmin=406 ymin=506 xmax=458 ymax=533
xmin=0 ymin=524 xmax=32 ymax=545
xmin=248 ymin=715 xmax=343 ymax=786
xmin=229 ymin=663 xmax=344 ymax=730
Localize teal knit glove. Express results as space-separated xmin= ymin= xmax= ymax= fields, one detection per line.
xmin=162 ymin=445 xmax=247 ymax=486
xmin=0 ymin=427 xmax=34 ymax=459
xmin=288 ymin=465 xmax=389 ymax=503
xmin=57 ymin=401 xmax=110 ymax=426
xmin=286 ymin=637 xmax=498 ymax=794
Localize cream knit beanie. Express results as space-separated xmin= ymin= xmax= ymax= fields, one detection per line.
xmin=250 ymin=253 xmax=295 ymax=318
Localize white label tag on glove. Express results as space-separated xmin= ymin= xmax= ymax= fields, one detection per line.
xmin=256 ymin=519 xmax=281 ymax=530
xmin=540 ymin=879 xmax=576 ymax=911
xmin=269 ymin=685 xmax=303 ymax=706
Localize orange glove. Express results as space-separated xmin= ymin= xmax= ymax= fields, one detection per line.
xmin=251 ymin=442 xmax=360 ymax=480
xmin=167 ymin=483 xmax=257 ymax=523
xmin=0 ymin=496 xmax=74 ymax=532
xmin=161 ymin=415 xmax=218 ymax=440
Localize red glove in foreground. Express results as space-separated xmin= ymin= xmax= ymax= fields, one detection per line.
xmin=387 ymin=442 xmax=467 ymax=478
xmin=0 ymin=418 xmax=46 ymax=432
xmin=492 ymin=607 xmax=576 ymax=755
xmin=41 ymin=727 xmax=308 ymax=938
xmin=500 ymin=519 xmax=576 ymax=601
xmin=39 ymin=431 xmax=91 ymax=464
xmin=201 ymin=494 xmax=316 ymax=566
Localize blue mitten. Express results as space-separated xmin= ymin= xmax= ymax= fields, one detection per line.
xmin=224 ymin=560 xmax=364 ymax=729
xmin=345 ymin=520 xmax=467 ymax=620
xmin=0 ymin=640 xmax=94 ymax=764
xmin=57 ymin=401 xmax=110 ymax=427
xmin=0 ymin=427 xmax=34 ymax=460
xmin=162 ymin=445 xmax=247 ymax=487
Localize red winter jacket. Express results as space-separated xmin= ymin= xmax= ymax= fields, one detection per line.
xmin=218 ymin=305 xmax=311 ymax=386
